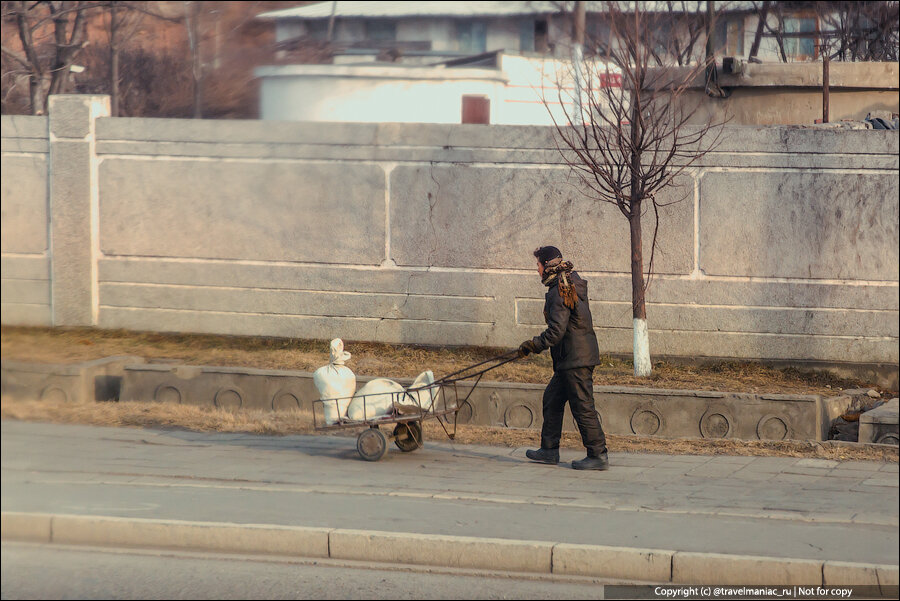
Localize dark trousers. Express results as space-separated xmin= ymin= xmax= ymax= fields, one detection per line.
xmin=540 ymin=366 xmax=607 ymax=457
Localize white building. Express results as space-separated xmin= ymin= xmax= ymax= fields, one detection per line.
xmin=254 ymin=1 xmax=834 ymax=124
xmin=256 ymin=51 xmax=622 ymax=125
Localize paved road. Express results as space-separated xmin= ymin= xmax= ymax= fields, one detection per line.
xmin=2 ymin=420 xmax=898 ymax=564
xmin=0 ymin=542 xmax=608 ymax=600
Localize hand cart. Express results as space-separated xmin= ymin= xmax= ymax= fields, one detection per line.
xmin=312 ymin=350 xmax=521 ymax=461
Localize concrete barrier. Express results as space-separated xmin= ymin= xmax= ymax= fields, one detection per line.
xmin=329 ymin=529 xmax=553 ymax=573
xmin=3 ymin=512 xmax=898 ymax=586
xmin=552 ymin=543 xmax=673 ymax=581
xmin=0 ymin=511 xmax=51 ymax=543
xmin=672 ymin=551 xmax=824 ymax=585
xmin=117 ymin=360 xmax=848 ymax=441
xmin=1 ymin=356 xmax=145 ymax=403
xmin=50 ymin=514 xmax=331 ymax=557
xmin=0 ymin=355 xmax=858 ymax=442
xmin=859 ymin=398 xmax=900 ymax=446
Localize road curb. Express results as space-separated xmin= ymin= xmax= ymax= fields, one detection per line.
xmin=2 ymin=511 xmax=898 ymax=587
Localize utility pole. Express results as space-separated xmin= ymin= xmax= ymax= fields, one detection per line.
xmin=110 ymin=0 xmax=120 ymax=116
xmin=573 ymin=0 xmax=586 ymax=125
xmin=822 ymin=53 xmax=830 ymax=123
xmin=186 ymin=0 xmax=203 ymax=118
xmin=326 ymin=0 xmax=337 ymax=42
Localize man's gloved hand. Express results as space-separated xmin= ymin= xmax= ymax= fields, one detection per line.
xmin=518 ymin=340 xmax=538 ymax=358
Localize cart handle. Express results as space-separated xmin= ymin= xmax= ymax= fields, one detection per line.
xmin=433 ymin=349 xmax=521 ymax=385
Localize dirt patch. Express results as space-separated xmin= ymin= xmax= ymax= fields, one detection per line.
xmin=3 ymin=397 xmax=895 ymax=463
xmin=2 ymin=326 xmax=892 ymax=397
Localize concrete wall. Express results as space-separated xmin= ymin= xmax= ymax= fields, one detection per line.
xmin=1 ymin=115 xmax=51 ymax=326
xmin=677 ymin=62 xmax=900 ymax=126
xmin=1 ymin=95 xmax=898 ymax=381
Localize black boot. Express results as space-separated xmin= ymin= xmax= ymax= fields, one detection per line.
xmin=525 ymin=448 xmax=559 ymax=465
xmin=572 ymin=452 xmax=609 ymax=471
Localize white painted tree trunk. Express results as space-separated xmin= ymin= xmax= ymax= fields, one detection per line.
xmin=633 ymin=318 xmax=652 ymax=377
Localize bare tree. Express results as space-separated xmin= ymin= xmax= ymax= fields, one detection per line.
xmin=649 ymin=1 xmax=711 ymax=66
xmin=545 ymin=1 xmax=726 ymax=377
xmin=1 ymin=0 xmax=97 ymax=114
xmin=106 ymin=0 xmax=152 ymax=116
xmin=748 ymin=0 xmax=770 ymax=61
xmin=817 ymin=1 xmax=900 ymax=61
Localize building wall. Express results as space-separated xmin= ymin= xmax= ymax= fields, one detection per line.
xmin=257 ymin=65 xmax=508 ymax=124
xmin=676 ymin=62 xmax=900 ymax=126
xmin=1 ymin=96 xmax=898 ymax=380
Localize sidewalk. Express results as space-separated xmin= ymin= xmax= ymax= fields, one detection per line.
xmin=2 ymin=420 xmax=898 ymax=582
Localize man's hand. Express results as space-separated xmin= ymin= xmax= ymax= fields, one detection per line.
xmin=518 ymin=340 xmax=538 ymax=358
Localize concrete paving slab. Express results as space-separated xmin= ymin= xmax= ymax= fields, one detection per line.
xmin=833 ymin=461 xmax=885 ymax=472
xmin=781 ymin=466 xmax=839 ymax=476
xmin=859 ymin=477 xmax=899 ymax=487
xmin=796 ymin=459 xmax=840 ymax=468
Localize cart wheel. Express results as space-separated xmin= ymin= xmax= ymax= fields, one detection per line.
xmin=393 ymin=421 xmax=423 ymax=452
xmin=357 ymin=427 xmax=388 ymax=461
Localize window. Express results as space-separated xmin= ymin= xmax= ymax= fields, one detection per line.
xmin=305 ymin=20 xmax=329 ymax=41
xmin=519 ymin=19 xmax=535 ymax=52
xmin=365 ymin=19 xmax=396 ymax=42
xmin=586 ymin=18 xmax=610 ymax=52
xmin=783 ymin=16 xmax=818 ymax=60
xmin=534 ymin=19 xmax=549 ymax=53
xmin=457 ymin=20 xmax=487 ymax=54
xmin=714 ymin=16 xmax=745 ymax=56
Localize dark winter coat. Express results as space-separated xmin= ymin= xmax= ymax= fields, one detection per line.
xmin=530 ymin=272 xmax=601 ymax=372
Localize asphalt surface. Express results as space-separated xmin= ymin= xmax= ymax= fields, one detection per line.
xmin=0 ymin=542 xmax=610 ymax=600
xmin=2 ymin=420 xmax=898 ymax=565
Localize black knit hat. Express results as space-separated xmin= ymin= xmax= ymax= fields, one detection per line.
xmin=533 ymin=246 xmax=563 ymax=266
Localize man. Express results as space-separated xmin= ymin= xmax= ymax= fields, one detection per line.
xmin=518 ymin=246 xmax=609 ymax=470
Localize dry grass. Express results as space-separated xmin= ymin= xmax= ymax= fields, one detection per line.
xmin=2 ymin=326 xmax=890 ymax=396
xmin=3 ymin=396 xmax=895 ymax=463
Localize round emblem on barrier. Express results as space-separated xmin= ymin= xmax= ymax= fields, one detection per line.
xmin=40 ymin=386 xmax=69 ymax=403
xmin=756 ymin=414 xmax=792 ymax=441
xmin=214 ymin=387 xmax=243 ymax=410
xmin=271 ymin=391 xmax=301 ymax=412
xmin=504 ymin=404 xmax=535 ymax=429
xmin=700 ymin=406 xmax=734 ymax=439
xmin=631 ymin=405 xmax=663 ymax=436
xmin=444 ymin=400 xmax=473 ymax=425
xmin=875 ymin=432 xmax=899 ymax=446
xmin=154 ymin=384 xmax=182 ymax=404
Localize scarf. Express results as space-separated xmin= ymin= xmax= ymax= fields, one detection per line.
xmin=541 ymin=258 xmax=578 ymax=310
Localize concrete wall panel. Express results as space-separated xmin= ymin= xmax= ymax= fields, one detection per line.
xmin=516 ymin=298 xmax=898 ymax=337
xmin=0 ymin=256 xmax=50 ymax=280
xmin=700 ymin=171 xmax=899 ymax=280
xmin=0 ymin=303 xmax=52 ymax=326
xmin=98 ymin=159 xmax=385 ymax=264
xmin=0 ymin=279 xmax=51 ymax=305
xmin=1 ymin=115 xmax=48 ymax=139
xmin=1 ymin=155 xmax=48 ymax=254
xmin=99 ymin=306 xmax=498 ymax=347
xmin=99 ymin=283 xmax=498 ymax=324
xmin=390 ymin=165 xmax=693 ymax=274
xmin=99 ymin=258 xmax=898 ymax=311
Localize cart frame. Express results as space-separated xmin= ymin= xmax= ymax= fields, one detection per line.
xmin=312 ymin=350 xmax=520 ymax=461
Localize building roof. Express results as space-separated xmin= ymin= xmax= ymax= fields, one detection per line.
xmin=258 ymin=1 xmax=757 ymax=20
